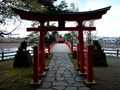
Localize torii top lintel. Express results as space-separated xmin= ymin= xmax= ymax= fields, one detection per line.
xmin=12 ymin=6 xmax=111 ymax=21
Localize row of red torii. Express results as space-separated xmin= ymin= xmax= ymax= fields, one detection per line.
xmin=12 ymin=6 xmax=111 ymax=85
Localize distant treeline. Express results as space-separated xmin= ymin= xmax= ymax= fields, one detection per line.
xmin=0 ymin=37 xmax=25 ymax=43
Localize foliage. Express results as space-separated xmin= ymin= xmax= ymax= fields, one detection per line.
xmin=45 ymin=31 xmax=59 ymax=47
xmin=0 ymin=0 xmax=47 ymax=35
xmin=25 ymin=22 xmax=60 ymax=46
xmin=64 ymin=31 xmax=78 ymax=44
xmin=24 ymin=0 xmax=71 ymax=46
xmin=24 ymin=31 xmax=39 ymax=46
xmin=69 ymin=2 xmax=79 ymax=12
xmin=83 ymin=20 xmax=97 ymax=45
xmin=64 ymin=33 xmax=72 ymax=43
xmin=37 ymin=0 xmax=57 ymax=12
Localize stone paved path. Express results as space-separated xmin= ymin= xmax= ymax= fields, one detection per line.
xmin=37 ymin=53 xmax=91 ymax=90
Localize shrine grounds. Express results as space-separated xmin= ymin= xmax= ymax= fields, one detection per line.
xmin=70 ymin=55 xmax=120 ymax=90
xmin=0 ymin=54 xmax=120 ymax=90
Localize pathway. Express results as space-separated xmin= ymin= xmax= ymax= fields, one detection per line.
xmin=37 ymin=53 xmax=91 ymax=90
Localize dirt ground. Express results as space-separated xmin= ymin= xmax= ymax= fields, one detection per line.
xmin=89 ymin=57 xmax=120 ymax=90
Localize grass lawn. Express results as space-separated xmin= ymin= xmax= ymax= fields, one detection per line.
xmin=0 ymin=54 xmax=52 ymax=90
xmin=68 ymin=53 xmax=77 ymax=67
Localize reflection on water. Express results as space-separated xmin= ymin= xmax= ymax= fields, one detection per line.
xmin=0 ymin=43 xmax=32 ymax=60
xmin=0 ymin=43 xmax=32 ymax=52
xmin=0 ymin=43 xmax=20 ymax=52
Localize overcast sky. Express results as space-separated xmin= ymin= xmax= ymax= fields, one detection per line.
xmin=56 ymin=0 xmax=120 ymax=37
xmin=10 ymin=0 xmax=120 ymax=38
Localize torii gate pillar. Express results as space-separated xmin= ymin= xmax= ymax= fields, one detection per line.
xmin=77 ymin=20 xmax=85 ymax=73
xmin=39 ymin=21 xmax=46 ymax=73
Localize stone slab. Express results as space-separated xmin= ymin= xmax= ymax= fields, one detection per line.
xmin=41 ymin=82 xmax=51 ymax=88
xmin=53 ymin=86 xmax=66 ymax=90
xmin=79 ymin=87 xmax=91 ymax=90
xmin=65 ymin=87 xmax=77 ymax=90
xmin=43 ymin=77 xmax=55 ymax=82
xmin=56 ymin=77 xmax=65 ymax=81
xmin=46 ymin=73 xmax=55 ymax=77
xmin=52 ymin=82 xmax=67 ymax=86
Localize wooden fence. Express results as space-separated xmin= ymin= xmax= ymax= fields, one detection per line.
xmin=103 ymin=49 xmax=120 ymax=57
xmin=0 ymin=48 xmax=120 ymax=61
xmin=0 ymin=50 xmax=33 ymax=61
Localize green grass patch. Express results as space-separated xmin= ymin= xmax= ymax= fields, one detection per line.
xmin=0 ymin=54 xmax=53 ymax=90
xmin=22 ymin=78 xmax=33 ymax=86
xmin=68 ymin=53 xmax=77 ymax=67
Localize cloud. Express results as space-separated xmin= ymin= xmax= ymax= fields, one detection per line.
xmin=95 ymin=5 xmax=120 ymax=37
xmin=76 ymin=0 xmax=120 ymax=37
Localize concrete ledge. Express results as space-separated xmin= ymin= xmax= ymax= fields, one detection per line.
xmin=44 ymin=67 xmax=49 ymax=71
xmin=76 ymin=67 xmax=80 ymax=71
xmin=30 ymin=80 xmax=41 ymax=86
xmin=85 ymin=79 xmax=96 ymax=85
xmin=78 ymin=71 xmax=87 ymax=76
xmin=40 ymin=72 xmax=47 ymax=76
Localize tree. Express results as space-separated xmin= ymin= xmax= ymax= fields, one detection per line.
xmin=24 ymin=0 xmax=71 ymax=46
xmin=0 ymin=0 xmax=47 ymax=35
xmin=69 ymin=2 xmax=79 ymax=12
xmin=83 ymin=20 xmax=97 ymax=45
xmin=64 ymin=33 xmax=72 ymax=43
xmin=24 ymin=31 xmax=39 ymax=46
xmin=24 ymin=22 xmax=59 ymax=46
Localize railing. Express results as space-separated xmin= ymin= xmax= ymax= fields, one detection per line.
xmin=100 ymin=43 xmax=120 ymax=48
xmin=82 ymin=45 xmax=93 ymax=82
xmin=64 ymin=41 xmax=73 ymax=52
xmin=48 ymin=42 xmax=58 ymax=53
xmin=103 ymin=49 xmax=120 ymax=57
xmin=0 ymin=51 xmax=16 ymax=61
xmin=77 ymin=44 xmax=95 ymax=83
xmin=0 ymin=50 xmax=33 ymax=61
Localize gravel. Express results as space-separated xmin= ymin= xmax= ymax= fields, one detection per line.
xmin=89 ymin=56 xmax=120 ymax=90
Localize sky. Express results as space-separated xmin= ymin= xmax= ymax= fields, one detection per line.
xmin=7 ymin=0 xmax=120 ymax=38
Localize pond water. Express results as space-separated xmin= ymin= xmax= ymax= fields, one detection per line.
xmin=0 ymin=43 xmax=32 ymax=60
xmin=0 ymin=43 xmax=20 ymax=52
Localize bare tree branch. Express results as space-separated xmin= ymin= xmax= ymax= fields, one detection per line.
xmin=0 ymin=22 xmax=21 ymax=35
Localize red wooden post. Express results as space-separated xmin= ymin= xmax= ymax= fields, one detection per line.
xmin=48 ymin=45 xmax=50 ymax=53
xmin=87 ymin=45 xmax=93 ymax=82
xmin=77 ymin=44 xmax=80 ymax=68
xmin=39 ymin=21 xmax=46 ymax=73
xmin=77 ymin=20 xmax=85 ymax=73
xmin=71 ymin=44 xmax=73 ymax=52
xmin=33 ymin=46 xmax=39 ymax=82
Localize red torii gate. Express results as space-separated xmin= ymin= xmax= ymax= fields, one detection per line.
xmin=12 ymin=6 xmax=111 ymax=85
